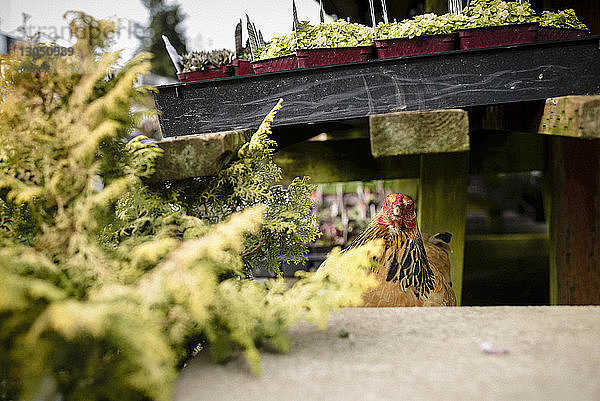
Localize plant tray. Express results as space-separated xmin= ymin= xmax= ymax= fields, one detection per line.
xmin=537 ymin=27 xmax=589 ymax=41
xmin=458 ymin=23 xmax=538 ymax=49
xmin=375 ymin=33 xmax=458 ymax=59
xmin=296 ymin=46 xmax=374 ymax=68
xmin=230 ymin=59 xmax=254 ymax=76
xmin=251 ymin=54 xmax=298 ymax=73
xmin=177 ymin=66 xmax=232 ymax=82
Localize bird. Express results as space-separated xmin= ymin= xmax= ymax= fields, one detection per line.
xmin=345 ymin=193 xmax=456 ymax=307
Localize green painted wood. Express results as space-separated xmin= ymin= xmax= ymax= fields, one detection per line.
xmin=149 ymin=129 xmax=252 ymax=183
xmin=369 ymin=109 xmax=469 ymax=157
xmin=418 ymin=152 xmax=469 ymax=305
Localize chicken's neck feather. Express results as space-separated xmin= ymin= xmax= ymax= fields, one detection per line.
xmin=387 ymin=227 xmax=436 ymax=298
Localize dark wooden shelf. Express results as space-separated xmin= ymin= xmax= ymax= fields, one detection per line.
xmin=154 ymin=36 xmax=600 ymax=138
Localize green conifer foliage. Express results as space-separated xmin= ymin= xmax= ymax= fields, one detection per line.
xmin=151 ymin=100 xmax=322 ymax=277
xmin=0 ymin=12 xmax=380 ymax=401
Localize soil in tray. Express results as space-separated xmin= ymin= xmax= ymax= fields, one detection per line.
xmin=177 ymin=66 xmax=232 ymax=82
xmin=375 ymin=33 xmax=458 ymax=58
xmin=458 ymin=23 xmax=538 ymax=49
xmin=251 ymin=54 xmax=299 ymax=73
xmin=296 ymin=46 xmax=374 ymax=68
xmin=537 ymin=27 xmax=589 ymax=41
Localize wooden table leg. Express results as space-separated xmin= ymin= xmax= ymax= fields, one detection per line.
xmin=548 ymin=137 xmax=600 ymax=305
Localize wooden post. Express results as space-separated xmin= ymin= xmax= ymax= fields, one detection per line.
xmin=547 ymin=137 xmax=600 ymax=305
xmin=536 ymin=95 xmax=600 ymax=305
xmin=370 ymin=109 xmax=470 ymax=304
xmin=418 ymin=152 xmax=469 ymax=305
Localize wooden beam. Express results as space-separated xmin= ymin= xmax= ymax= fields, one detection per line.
xmin=149 ymin=122 xmax=543 ymax=184
xmin=418 ymin=152 xmax=469 ymax=305
xmin=274 ymin=139 xmax=419 ymax=184
xmin=149 ymin=129 xmax=252 ymax=183
xmin=155 ymin=38 xmax=600 ymax=137
xmin=274 ymin=128 xmax=542 ymax=185
xmin=369 ymin=109 xmax=469 ymax=157
xmin=473 ymin=96 xmax=600 ymax=139
xmin=539 ymin=95 xmax=600 ymax=139
xmin=547 ymin=137 xmax=600 ymax=305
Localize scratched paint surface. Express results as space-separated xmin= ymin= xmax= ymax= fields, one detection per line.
xmin=154 ymin=37 xmax=600 ymax=137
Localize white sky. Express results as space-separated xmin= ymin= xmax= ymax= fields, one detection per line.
xmin=1 ymin=0 xmax=335 ymax=59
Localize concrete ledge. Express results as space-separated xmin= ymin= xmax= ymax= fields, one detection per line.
xmin=176 ymin=306 xmax=600 ymax=401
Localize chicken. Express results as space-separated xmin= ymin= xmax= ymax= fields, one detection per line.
xmin=346 ymin=193 xmax=456 ymax=307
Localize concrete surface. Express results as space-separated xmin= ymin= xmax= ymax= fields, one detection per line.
xmin=175 ymin=306 xmax=600 ymax=401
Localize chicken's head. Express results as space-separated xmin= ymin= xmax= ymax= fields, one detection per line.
xmin=377 ymin=193 xmax=417 ymax=229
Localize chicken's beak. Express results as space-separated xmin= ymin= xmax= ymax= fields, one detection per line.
xmin=392 ymin=205 xmax=401 ymax=218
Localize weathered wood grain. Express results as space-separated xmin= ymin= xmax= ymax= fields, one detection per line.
xmin=369 ymin=109 xmax=469 ymax=157
xmin=418 ymin=152 xmax=469 ymax=305
xmin=149 ymin=129 xmax=252 ymax=183
xmin=154 ymin=38 xmax=600 ymax=137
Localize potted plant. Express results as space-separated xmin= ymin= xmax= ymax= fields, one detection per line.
xmin=178 ymin=49 xmax=235 ymax=82
xmin=294 ymin=20 xmax=375 ymax=68
xmin=251 ymin=26 xmax=301 ymax=73
xmin=252 ymin=20 xmax=375 ymax=72
xmin=537 ymin=9 xmax=589 ymax=41
xmin=458 ymin=0 xmax=539 ymax=49
xmin=375 ymin=13 xmax=467 ymax=59
xmin=175 ymin=19 xmax=256 ymax=82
